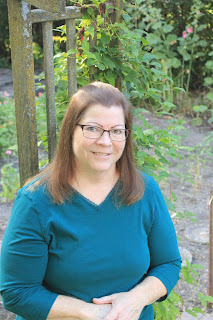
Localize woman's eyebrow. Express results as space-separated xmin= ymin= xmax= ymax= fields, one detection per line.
xmin=85 ymin=121 xmax=125 ymax=128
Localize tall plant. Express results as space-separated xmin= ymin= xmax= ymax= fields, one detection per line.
xmin=125 ymin=0 xmax=212 ymax=117
xmin=54 ymin=0 xmax=175 ymax=111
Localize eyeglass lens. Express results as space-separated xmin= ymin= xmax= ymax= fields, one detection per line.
xmin=82 ymin=125 xmax=128 ymax=141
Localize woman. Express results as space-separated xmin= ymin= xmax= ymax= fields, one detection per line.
xmin=0 ymin=82 xmax=181 ymax=320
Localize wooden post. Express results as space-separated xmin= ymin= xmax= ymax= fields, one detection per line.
xmin=7 ymin=0 xmax=39 ymax=186
xmin=209 ymin=190 xmax=213 ymax=305
xmin=42 ymin=21 xmax=57 ymax=161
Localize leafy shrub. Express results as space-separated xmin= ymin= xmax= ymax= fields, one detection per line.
xmin=0 ymin=92 xmax=16 ymax=157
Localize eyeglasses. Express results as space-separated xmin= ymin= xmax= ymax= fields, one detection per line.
xmin=77 ymin=124 xmax=130 ymax=141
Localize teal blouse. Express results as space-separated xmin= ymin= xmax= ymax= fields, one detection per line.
xmin=0 ymin=173 xmax=181 ymax=320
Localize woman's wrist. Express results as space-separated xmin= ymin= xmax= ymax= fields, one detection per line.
xmin=47 ymin=295 xmax=92 ymax=320
xmin=129 ymin=276 xmax=167 ymax=307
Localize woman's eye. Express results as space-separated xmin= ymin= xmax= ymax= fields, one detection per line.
xmin=112 ymin=129 xmax=122 ymax=135
xmin=86 ymin=126 xmax=98 ymax=132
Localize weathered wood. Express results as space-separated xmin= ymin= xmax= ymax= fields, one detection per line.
xmin=24 ymin=0 xmax=66 ymax=13
xmin=209 ymin=190 xmax=213 ymax=303
xmin=43 ymin=21 xmax=57 ymax=161
xmin=66 ymin=18 xmax=77 ymax=100
xmin=31 ymin=6 xmax=82 ymax=23
xmin=7 ymin=0 xmax=39 ymax=186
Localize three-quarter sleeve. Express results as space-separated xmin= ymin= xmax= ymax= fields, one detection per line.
xmin=146 ymin=179 xmax=182 ymax=299
xmin=0 ymin=190 xmax=58 ymax=320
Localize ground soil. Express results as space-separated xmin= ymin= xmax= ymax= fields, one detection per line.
xmin=0 ymin=110 xmax=213 ymax=319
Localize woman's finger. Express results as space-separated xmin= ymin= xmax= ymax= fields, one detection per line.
xmin=93 ymin=294 xmax=115 ymax=304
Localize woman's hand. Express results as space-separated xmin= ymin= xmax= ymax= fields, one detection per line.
xmin=83 ymin=302 xmax=112 ymax=320
xmin=92 ymin=291 xmax=144 ymax=320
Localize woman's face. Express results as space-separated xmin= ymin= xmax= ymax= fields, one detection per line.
xmin=72 ymin=104 xmax=126 ymax=177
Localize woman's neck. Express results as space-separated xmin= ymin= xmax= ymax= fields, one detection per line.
xmin=70 ymin=168 xmax=119 ymax=190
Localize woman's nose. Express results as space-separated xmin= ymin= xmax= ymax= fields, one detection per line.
xmin=96 ymin=131 xmax=112 ymax=145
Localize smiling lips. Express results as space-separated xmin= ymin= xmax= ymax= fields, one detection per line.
xmin=92 ymin=152 xmax=111 ymax=156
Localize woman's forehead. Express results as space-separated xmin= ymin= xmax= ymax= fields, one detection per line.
xmin=80 ymin=104 xmax=125 ymax=125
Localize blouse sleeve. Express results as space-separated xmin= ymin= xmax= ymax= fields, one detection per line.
xmin=0 ymin=189 xmax=58 ymax=320
xmin=146 ymin=179 xmax=182 ymax=300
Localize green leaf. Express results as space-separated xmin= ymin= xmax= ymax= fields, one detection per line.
xmin=87 ymin=26 xmax=94 ymax=38
xmin=196 ymin=40 xmax=208 ymax=47
xmin=174 ymin=87 xmax=185 ymax=93
xmin=162 ymin=24 xmax=174 ymax=33
xmin=186 ymin=309 xmax=198 ymax=317
xmin=151 ymin=68 xmax=164 ymax=78
xmin=166 ymin=34 xmax=177 ymax=43
xmin=81 ymin=38 xmax=90 ymax=52
xmin=100 ymin=32 xmax=110 ymax=46
xmin=128 ymin=70 xmax=138 ymax=81
xmin=122 ymin=14 xmax=131 ymax=23
xmin=97 ymin=63 xmax=105 ymax=71
xmin=203 ymin=295 xmax=213 ymax=303
xmin=193 ymin=105 xmax=208 ymax=113
xmin=163 ymin=101 xmax=176 ymax=109
xmin=143 ymin=53 xmax=155 ymax=63
xmin=102 ymin=57 xmax=115 ymax=69
xmin=182 ymin=52 xmax=191 ymax=61
xmin=192 ymin=264 xmax=203 ymax=270
xmin=164 ymin=58 xmax=181 ymax=69
xmin=86 ymin=59 xmax=95 ymax=66
xmin=192 ymin=307 xmax=204 ymax=314
xmin=146 ymin=33 xmax=160 ymax=45
xmin=159 ymin=171 xmax=170 ymax=178
xmin=205 ymin=61 xmax=213 ymax=70
xmin=207 ymin=91 xmax=213 ymax=101
xmin=152 ymin=22 xmax=162 ymax=30
xmin=196 ymin=24 xmax=207 ymax=31
xmin=204 ymin=77 xmax=213 ymax=86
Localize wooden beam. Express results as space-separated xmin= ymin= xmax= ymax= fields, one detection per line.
xmin=31 ymin=6 xmax=82 ymax=23
xmin=23 ymin=0 xmax=66 ymax=13
xmin=7 ymin=0 xmax=39 ymax=185
xmin=43 ymin=21 xmax=57 ymax=161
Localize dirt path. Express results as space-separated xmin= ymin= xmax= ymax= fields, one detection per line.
xmin=0 ymin=112 xmax=213 ymax=319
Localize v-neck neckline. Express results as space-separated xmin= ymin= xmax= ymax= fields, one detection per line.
xmin=71 ymin=180 xmax=119 ymax=209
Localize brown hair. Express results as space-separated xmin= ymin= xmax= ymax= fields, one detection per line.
xmin=26 ymin=81 xmax=144 ymax=205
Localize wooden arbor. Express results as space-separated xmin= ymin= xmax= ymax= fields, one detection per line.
xmin=7 ymin=0 xmax=81 ymax=185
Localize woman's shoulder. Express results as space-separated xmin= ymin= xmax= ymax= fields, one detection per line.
xmin=138 ymin=170 xmax=162 ymax=199
xmin=17 ymin=176 xmax=50 ymax=203
xmin=139 ymin=171 xmax=158 ymax=189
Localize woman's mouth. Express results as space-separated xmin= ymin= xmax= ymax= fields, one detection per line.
xmin=93 ymin=152 xmax=111 ymax=156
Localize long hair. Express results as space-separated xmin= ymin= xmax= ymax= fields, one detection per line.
xmin=26 ymin=82 xmax=144 ymax=205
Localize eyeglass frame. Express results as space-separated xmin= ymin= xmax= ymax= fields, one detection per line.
xmin=76 ymin=124 xmax=130 ymax=141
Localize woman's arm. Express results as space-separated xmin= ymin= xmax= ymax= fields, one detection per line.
xmin=47 ymin=295 xmax=111 ymax=320
xmin=92 ymin=276 xmax=166 ymax=320
xmin=129 ymin=275 xmax=167 ymax=306
xmin=0 ymin=190 xmax=111 ymax=320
